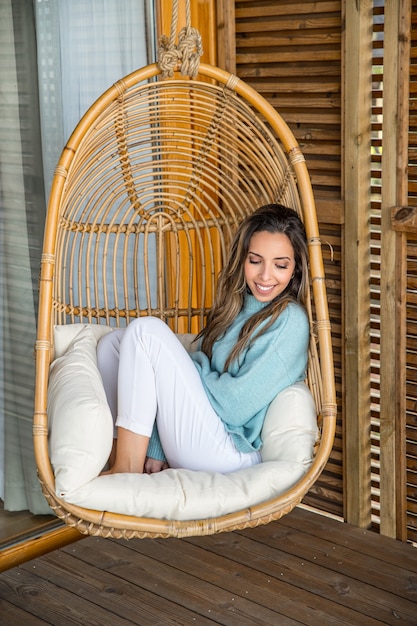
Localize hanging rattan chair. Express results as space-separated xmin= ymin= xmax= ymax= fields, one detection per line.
xmin=33 ymin=7 xmax=336 ymax=539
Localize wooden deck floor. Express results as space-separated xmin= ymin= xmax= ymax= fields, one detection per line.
xmin=0 ymin=506 xmax=416 ymax=625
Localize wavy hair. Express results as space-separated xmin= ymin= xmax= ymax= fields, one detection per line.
xmin=198 ymin=203 xmax=309 ymax=370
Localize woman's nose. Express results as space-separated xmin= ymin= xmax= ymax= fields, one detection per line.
xmin=259 ymin=264 xmax=273 ymax=280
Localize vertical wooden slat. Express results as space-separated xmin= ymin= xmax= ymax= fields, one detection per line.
xmin=369 ymin=0 xmax=384 ymax=533
xmin=399 ymin=35 xmax=410 ymax=541
xmin=380 ymin=0 xmax=410 ymax=540
xmin=405 ymin=237 xmax=417 ymax=543
xmin=343 ymin=0 xmax=373 ymax=528
xmin=406 ymin=0 xmax=417 ymax=545
xmin=216 ymin=0 xmax=236 ymax=73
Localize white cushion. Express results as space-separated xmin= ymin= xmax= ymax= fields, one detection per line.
xmin=48 ymin=324 xmax=113 ymax=496
xmin=261 ymin=382 xmax=318 ymax=463
xmin=49 ymin=324 xmax=318 ymax=520
xmin=53 ymin=323 xmax=113 ymax=359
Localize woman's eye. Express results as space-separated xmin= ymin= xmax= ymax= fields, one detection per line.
xmin=249 ymin=258 xmax=260 ymax=264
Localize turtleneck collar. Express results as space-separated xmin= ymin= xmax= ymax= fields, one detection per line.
xmin=242 ymin=291 xmax=271 ymax=314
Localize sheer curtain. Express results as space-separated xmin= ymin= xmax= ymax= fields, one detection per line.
xmin=0 ymin=0 xmax=47 ymax=513
xmin=36 ymin=0 xmax=155 ymax=198
xmin=0 ymin=0 xmax=154 ymax=513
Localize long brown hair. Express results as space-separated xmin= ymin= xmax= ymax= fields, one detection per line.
xmin=198 ymin=203 xmax=309 ymax=369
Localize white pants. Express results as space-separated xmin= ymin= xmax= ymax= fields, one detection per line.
xmin=96 ymin=317 xmax=261 ymax=473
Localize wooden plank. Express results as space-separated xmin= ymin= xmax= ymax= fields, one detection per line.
xmin=343 ymin=0 xmax=373 ymax=529
xmin=406 ymin=381 xmax=417 ymax=398
xmin=0 ymin=565 xmax=135 ymax=626
xmin=390 ymin=0 xmax=412 ymax=540
xmin=238 ymin=65 xmax=341 ymax=79
xmin=59 ymin=537 xmax=299 ymax=626
xmin=379 ymin=0 xmax=411 ymax=540
xmin=237 ymin=50 xmax=341 ymax=65
xmin=216 ymin=0 xmax=235 ymax=73
xmin=214 ymin=524 xmax=417 ymax=625
xmin=235 ymin=31 xmax=342 ymax=48
xmin=407 ymin=522 xmax=417 ymax=544
xmin=0 ymin=600 xmax=49 ymax=625
xmin=18 ymin=549 xmax=217 ymax=626
xmin=235 ymin=2 xmax=341 ymax=20
xmin=315 ymin=198 xmax=344 ymax=225
xmin=235 ymin=16 xmax=341 ymax=35
xmin=279 ymin=507 xmax=417 ymax=572
xmin=122 ymin=534 xmax=376 ymax=625
xmin=267 ymin=111 xmax=341 ymax=125
xmin=1 ymin=508 xmax=415 ymax=624
xmin=232 ymin=527 xmax=417 ymax=625
xmin=242 ymin=90 xmax=341 ymax=106
xmin=303 ymin=493 xmax=344 ymax=518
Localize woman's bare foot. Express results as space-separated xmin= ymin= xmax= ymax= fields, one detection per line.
xmin=144 ymin=457 xmax=169 ymax=474
xmin=100 ymin=427 xmax=149 ymax=474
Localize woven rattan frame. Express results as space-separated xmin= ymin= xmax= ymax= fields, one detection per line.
xmin=34 ymin=63 xmax=336 ymax=538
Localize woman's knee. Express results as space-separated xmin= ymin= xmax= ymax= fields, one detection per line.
xmin=97 ymin=328 xmax=124 ymax=363
xmin=124 ymin=316 xmax=170 ymax=342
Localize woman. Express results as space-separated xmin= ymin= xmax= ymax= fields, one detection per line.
xmin=97 ymin=203 xmax=310 ymax=475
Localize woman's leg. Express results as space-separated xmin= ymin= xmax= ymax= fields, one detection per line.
xmin=99 ymin=324 xmax=167 ymax=473
xmin=97 ymin=329 xmax=125 ymax=437
xmin=97 ymin=328 xmax=142 ymax=474
xmin=106 ymin=427 xmax=149 ymax=474
xmin=115 ymin=317 xmax=260 ymax=473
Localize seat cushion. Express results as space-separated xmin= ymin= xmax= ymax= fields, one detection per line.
xmin=48 ymin=324 xmax=318 ymax=520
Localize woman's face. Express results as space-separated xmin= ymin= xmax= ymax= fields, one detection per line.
xmin=244 ymin=230 xmax=296 ymax=303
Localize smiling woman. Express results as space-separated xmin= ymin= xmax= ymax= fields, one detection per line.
xmin=96 ymin=204 xmax=310 ymax=477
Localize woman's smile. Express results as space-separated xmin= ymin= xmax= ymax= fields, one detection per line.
xmin=254 ymin=282 xmax=277 ymax=294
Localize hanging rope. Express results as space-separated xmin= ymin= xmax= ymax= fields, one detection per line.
xmin=158 ymin=0 xmax=203 ymax=79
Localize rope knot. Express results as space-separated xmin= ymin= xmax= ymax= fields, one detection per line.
xmin=177 ymin=26 xmax=203 ymax=78
xmin=158 ymin=34 xmax=181 ymax=78
xmin=158 ymin=27 xmax=203 ymax=79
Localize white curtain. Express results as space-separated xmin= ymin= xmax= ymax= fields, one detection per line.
xmin=0 ymin=0 xmax=154 ymax=513
xmin=0 ymin=0 xmax=47 ymax=513
xmin=36 ymin=0 xmax=154 ymax=197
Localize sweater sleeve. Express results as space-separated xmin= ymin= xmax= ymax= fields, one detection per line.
xmin=191 ymin=304 xmax=309 ymax=429
xmin=146 ymin=423 xmax=167 ymax=462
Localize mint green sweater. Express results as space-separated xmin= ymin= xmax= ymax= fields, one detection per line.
xmin=147 ymin=294 xmax=309 ymax=459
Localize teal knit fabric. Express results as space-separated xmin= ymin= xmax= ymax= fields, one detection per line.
xmin=191 ymin=295 xmax=309 ymax=452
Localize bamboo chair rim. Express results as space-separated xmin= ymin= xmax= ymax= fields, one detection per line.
xmin=34 ymin=62 xmax=337 ymax=538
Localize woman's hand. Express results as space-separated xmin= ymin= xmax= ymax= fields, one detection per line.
xmin=144 ymin=457 xmax=169 ymax=474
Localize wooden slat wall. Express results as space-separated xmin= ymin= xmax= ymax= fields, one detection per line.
xmin=406 ymin=238 xmax=417 ymax=543
xmin=370 ymin=0 xmax=384 ymax=533
xmin=410 ymin=2 xmax=417 ymax=208
xmin=343 ymin=1 xmax=374 ymax=529
xmin=234 ymin=1 xmax=342 ymax=202
xmin=406 ymin=0 xmax=417 ymax=543
xmin=217 ymin=0 xmax=344 ymax=517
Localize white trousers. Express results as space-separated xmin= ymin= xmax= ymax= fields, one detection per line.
xmin=96 ymin=317 xmax=260 ymax=473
